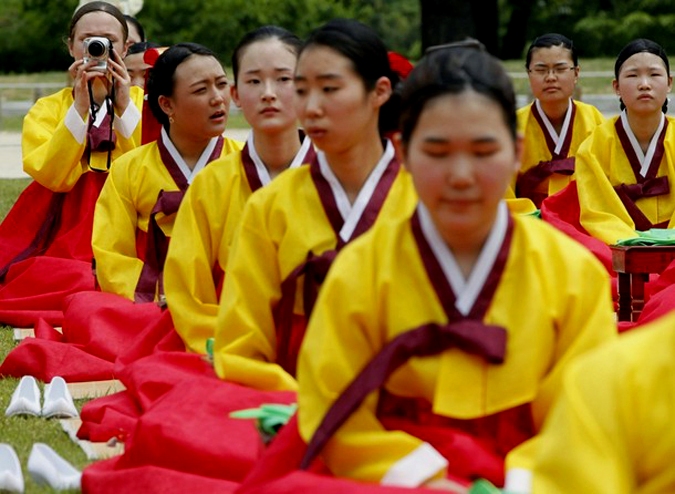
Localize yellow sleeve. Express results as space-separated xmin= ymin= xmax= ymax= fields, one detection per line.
xmin=297 ymin=241 xmax=445 ymax=486
xmin=111 ymin=85 xmax=144 ymax=156
xmin=576 ymin=126 xmax=638 ymax=244
xmin=165 ymin=172 xmax=225 ymax=354
xmin=506 ymin=221 xmax=617 ymax=472
xmin=22 ymin=91 xmax=89 ymax=192
xmin=213 ymin=195 xmax=297 ymax=391
xmin=22 ymin=87 xmax=143 ymax=193
xmin=92 ymin=153 xmax=144 ymax=300
xmin=531 ymin=354 xmax=633 ymax=494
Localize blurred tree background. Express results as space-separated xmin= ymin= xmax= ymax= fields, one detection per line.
xmin=2 ymin=0 xmax=675 ymax=73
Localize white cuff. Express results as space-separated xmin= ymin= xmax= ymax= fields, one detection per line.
xmin=114 ymin=101 xmax=141 ymax=139
xmin=380 ymin=442 xmax=448 ymax=488
xmin=504 ymin=468 xmax=532 ymax=494
xmin=65 ymin=104 xmax=88 ymax=145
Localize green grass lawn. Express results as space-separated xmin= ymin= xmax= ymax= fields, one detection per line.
xmin=0 ymin=179 xmax=91 ymax=493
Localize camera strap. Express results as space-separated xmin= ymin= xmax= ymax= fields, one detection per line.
xmin=86 ymin=79 xmax=116 ymax=173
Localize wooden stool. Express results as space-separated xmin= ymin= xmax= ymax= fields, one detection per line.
xmin=610 ymin=245 xmax=675 ymax=322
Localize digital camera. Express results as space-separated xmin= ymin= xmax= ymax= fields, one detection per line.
xmin=83 ymin=37 xmax=112 ymax=72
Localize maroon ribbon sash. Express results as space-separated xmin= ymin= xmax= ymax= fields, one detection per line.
xmin=614 ymin=176 xmax=670 ymax=231
xmin=300 ymin=321 xmax=507 ymax=469
xmin=134 ymin=190 xmax=184 ymax=304
xmin=515 ymin=157 xmax=575 ymax=207
xmin=88 ymin=112 xmax=117 ymax=152
xmin=273 ymin=150 xmax=401 ymax=376
xmin=133 ymin=136 xmax=225 ymax=303
xmin=274 ymin=249 xmax=337 ymax=377
xmin=614 ymin=117 xmax=670 ymax=231
xmin=300 ymin=209 xmax=515 ymax=469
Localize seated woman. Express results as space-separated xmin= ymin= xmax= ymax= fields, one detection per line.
xmin=515 ymin=33 xmax=604 ymax=209
xmin=279 ymin=43 xmax=616 ymax=491
xmin=0 ymin=1 xmax=143 ymax=327
xmin=164 ymin=26 xmax=315 ymax=355
xmin=212 ymin=19 xmax=417 ymax=391
xmin=576 ymin=39 xmax=675 ymax=245
xmin=532 ymin=310 xmax=675 ymax=493
xmin=92 ymin=42 xmax=242 ymax=302
xmin=124 ymin=41 xmax=160 ymax=89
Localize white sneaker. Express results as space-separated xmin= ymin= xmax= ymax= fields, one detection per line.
xmin=41 ymin=377 xmax=78 ymax=419
xmin=27 ymin=443 xmax=81 ymax=491
xmin=5 ymin=376 xmax=40 ymax=417
xmin=0 ymin=444 xmax=23 ymax=493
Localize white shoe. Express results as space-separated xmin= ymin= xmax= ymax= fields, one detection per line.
xmin=5 ymin=376 xmax=41 ymax=417
xmin=0 ymin=444 xmax=24 ymax=493
xmin=27 ymin=443 xmax=81 ymax=491
xmin=42 ymin=377 xmax=78 ymax=419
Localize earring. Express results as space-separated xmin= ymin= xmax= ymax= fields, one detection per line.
xmin=169 ymin=115 xmax=175 ymax=124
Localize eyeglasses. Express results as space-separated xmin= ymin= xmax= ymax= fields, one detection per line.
xmin=528 ymin=65 xmax=576 ymax=77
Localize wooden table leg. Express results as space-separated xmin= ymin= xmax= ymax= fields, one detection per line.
xmin=617 ymin=273 xmax=632 ymax=322
xmin=631 ymin=272 xmax=650 ymax=322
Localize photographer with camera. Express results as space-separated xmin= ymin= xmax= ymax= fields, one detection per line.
xmin=0 ymin=1 xmax=143 ymax=328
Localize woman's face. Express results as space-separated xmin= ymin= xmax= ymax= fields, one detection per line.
xmin=614 ymin=51 xmax=672 ymax=116
xmin=124 ymin=52 xmax=151 ymax=88
xmin=294 ymin=45 xmax=390 ymax=155
xmin=400 ymin=90 xmax=521 ymax=247
xmin=231 ymin=38 xmax=298 ymax=134
xmin=159 ymin=55 xmax=231 ymax=141
xmin=68 ymin=11 xmax=127 ymax=61
xmin=527 ymin=45 xmax=578 ymax=105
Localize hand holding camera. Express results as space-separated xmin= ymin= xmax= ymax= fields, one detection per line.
xmin=70 ymin=37 xmax=132 ymax=119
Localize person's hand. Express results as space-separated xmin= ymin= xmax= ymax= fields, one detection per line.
xmin=424 ymin=477 xmax=469 ymax=492
xmin=69 ymin=58 xmax=103 ymax=119
xmin=107 ymin=48 xmax=132 ymax=115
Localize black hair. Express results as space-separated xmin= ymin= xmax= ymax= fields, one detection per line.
xmin=525 ymin=33 xmax=578 ymax=69
xmin=231 ymin=25 xmax=302 ymax=84
xmin=69 ymin=1 xmax=128 ymax=43
xmin=147 ymin=42 xmax=220 ymax=128
xmin=301 ymin=18 xmax=401 ymax=136
xmin=615 ymin=38 xmax=670 ymax=113
xmin=398 ymin=45 xmax=517 ymax=145
xmin=125 ymin=41 xmax=160 ymax=57
xmin=124 ymin=15 xmax=145 ymax=42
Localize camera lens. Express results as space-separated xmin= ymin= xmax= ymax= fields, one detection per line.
xmin=88 ymin=40 xmax=106 ymax=57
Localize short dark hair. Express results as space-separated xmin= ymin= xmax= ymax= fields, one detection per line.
xmin=614 ymin=38 xmax=670 ymax=113
xmin=525 ymin=33 xmax=578 ymax=69
xmin=301 ymin=18 xmax=401 ymax=136
xmin=614 ymin=38 xmax=669 ymax=79
xmin=125 ymin=41 xmax=160 ymax=57
xmin=398 ymin=45 xmax=517 ymax=145
xmin=231 ymin=26 xmax=301 ymax=84
xmin=124 ymin=14 xmax=145 ymax=42
xmin=147 ymin=43 xmax=220 ymax=128
xmin=69 ymin=1 xmax=128 ymax=43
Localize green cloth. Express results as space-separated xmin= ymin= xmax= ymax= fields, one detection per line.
xmin=469 ymin=479 xmax=502 ymax=493
xmin=230 ymin=403 xmax=298 ymax=443
xmin=616 ymin=228 xmax=675 ymax=246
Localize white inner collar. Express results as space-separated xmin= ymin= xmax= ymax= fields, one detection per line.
xmin=160 ymin=127 xmax=219 ymax=184
xmin=534 ymin=98 xmax=573 ymax=156
xmin=91 ymin=99 xmax=109 ymax=128
xmin=247 ymin=131 xmax=311 ymax=187
xmin=417 ymin=201 xmax=509 ymax=316
xmin=620 ymin=110 xmax=665 ymax=177
xmin=317 ymin=140 xmax=395 ymax=242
